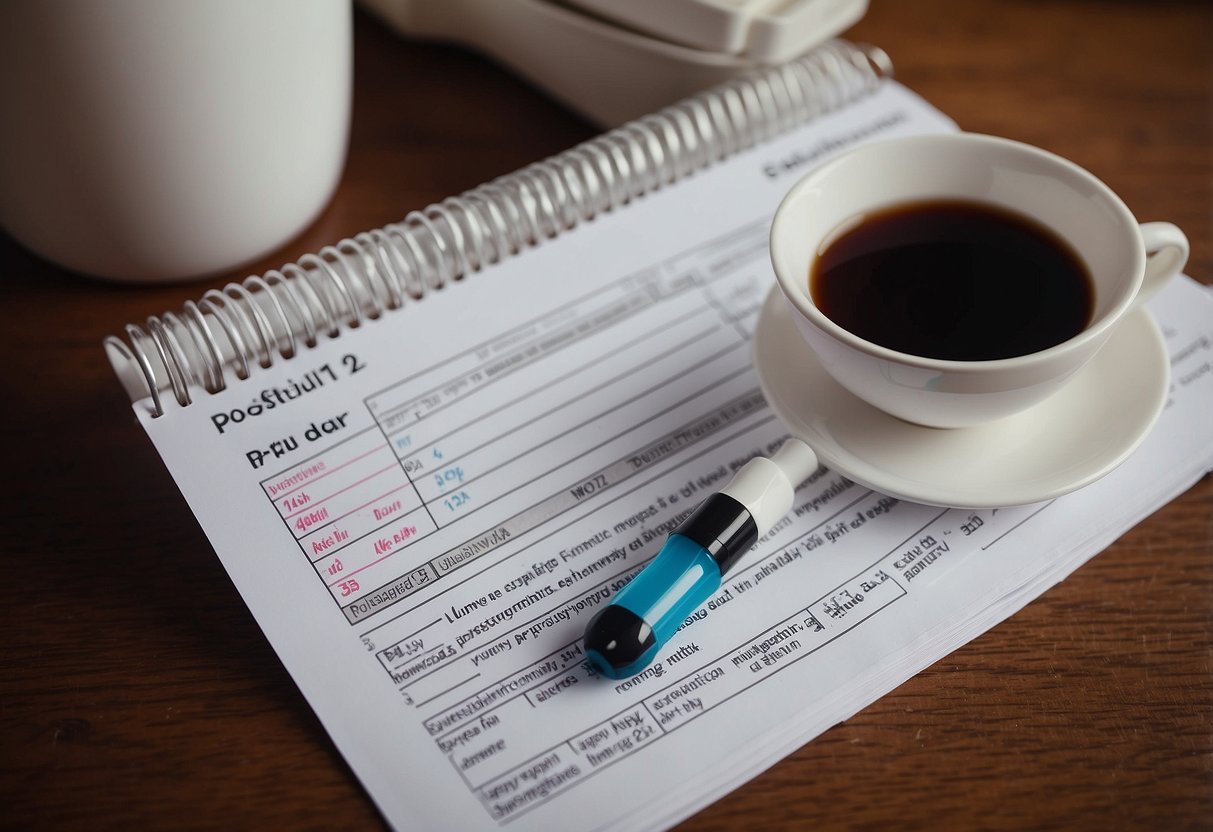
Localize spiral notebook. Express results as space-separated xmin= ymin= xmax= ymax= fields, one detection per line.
xmin=104 ymin=41 xmax=1213 ymax=831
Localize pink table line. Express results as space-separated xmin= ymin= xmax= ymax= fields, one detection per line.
xmin=326 ymin=542 xmax=418 ymax=587
xmin=284 ymin=462 xmax=403 ymax=520
xmin=305 ymin=481 xmax=422 ymax=548
xmin=272 ymin=443 xmax=392 ymax=501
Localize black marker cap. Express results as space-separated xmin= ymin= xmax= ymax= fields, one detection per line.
xmin=675 ymin=492 xmax=758 ymax=574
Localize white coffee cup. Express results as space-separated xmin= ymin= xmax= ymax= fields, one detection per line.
xmin=769 ymin=133 xmax=1189 ymax=429
xmin=0 ymin=0 xmax=351 ymax=283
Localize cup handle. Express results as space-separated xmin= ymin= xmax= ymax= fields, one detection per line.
xmin=1134 ymin=222 xmax=1189 ymax=309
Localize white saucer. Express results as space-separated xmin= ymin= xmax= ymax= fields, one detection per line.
xmin=753 ymin=287 xmax=1169 ymax=508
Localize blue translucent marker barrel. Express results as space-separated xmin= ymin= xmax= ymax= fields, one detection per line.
xmin=583 ymin=493 xmax=757 ymax=679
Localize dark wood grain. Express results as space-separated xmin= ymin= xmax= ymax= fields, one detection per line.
xmin=1 ymin=2 xmax=1209 ymax=829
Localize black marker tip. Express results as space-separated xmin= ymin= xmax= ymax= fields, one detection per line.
xmin=584 ymin=604 xmax=656 ymax=679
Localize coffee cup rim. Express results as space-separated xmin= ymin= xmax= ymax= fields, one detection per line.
xmin=770 ymin=132 xmax=1146 ymax=371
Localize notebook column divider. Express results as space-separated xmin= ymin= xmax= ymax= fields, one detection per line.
xmin=104 ymin=40 xmax=890 ymax=417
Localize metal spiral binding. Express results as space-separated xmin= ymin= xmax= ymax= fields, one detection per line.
xmin=104 ymin=40 xmax=890 ymax=417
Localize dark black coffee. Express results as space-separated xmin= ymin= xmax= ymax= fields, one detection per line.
xmin=809 ymin=200 xmax=1094 ymax=361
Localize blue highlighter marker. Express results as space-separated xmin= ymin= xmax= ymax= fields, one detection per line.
xmin=584 ymin=439 xmax=818 ymax=679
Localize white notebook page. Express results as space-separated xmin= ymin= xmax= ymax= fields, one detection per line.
xmin=136 ymin=82 xmax=1213 ymax=830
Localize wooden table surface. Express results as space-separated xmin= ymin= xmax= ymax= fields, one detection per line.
xmin=2 ymin=1 xmax=1209 ymax=828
